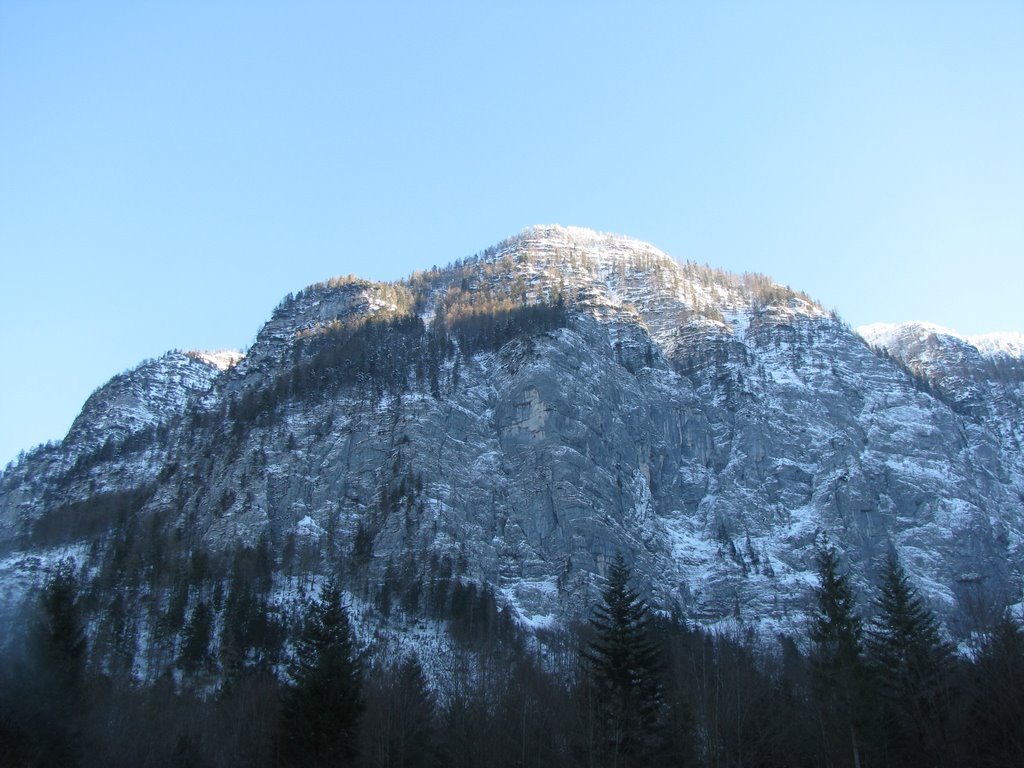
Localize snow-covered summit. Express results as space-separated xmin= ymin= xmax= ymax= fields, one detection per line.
xmin=968 ymin=332 xmax=1024 ymax=360
xmin=494 ymin=224 xmax=674 ymax=266
xmin=857 ymin=322 xmax=1024 ymax=361
xmin=186 ymin=349 xmax=245 ymax=370
xmin=858 ymin=321 xmax=956 ymax=346
xmin=463 ymin=225 xmax=825 ymax=341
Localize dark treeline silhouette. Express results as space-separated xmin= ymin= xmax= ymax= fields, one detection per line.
xmin=2 ymin=547 xmax=1023 ymax=768
xmin=445 ymin=295 xmax=568 ymax=356
xmin=223 ymin=298 xmax=570 ymax=434
xmin=28 ymin=487 xmax=156 ymax=548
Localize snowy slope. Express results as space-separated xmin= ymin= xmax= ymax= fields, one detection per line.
xmin=1 ymin=227 xmax=1021 ymax=649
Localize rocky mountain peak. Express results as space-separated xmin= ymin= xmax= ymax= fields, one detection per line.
xmin=62 ymin=350 xmax=229 ymax=457
xmin=1 ymin=228 xmax=1022 ymax=657
xmin=859 ymin=321 xmax=1024 ymax=364
xmin=970 ymin=332 xmax=1024 ymax=360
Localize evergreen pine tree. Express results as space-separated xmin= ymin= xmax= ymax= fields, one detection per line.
xmin=37 ymin=558 xmax=87 ymax=698
xmin=968 ymin=614 xmax=1024 ymax=767
xmin=179 ymin=600 xmax=213 ymax=673
xmin=27 ymin=557 xmax=88 ymax=765
xmin=279 ymin=577 xmax=364 ymax=767
xmin=583 ymin=553 xmax=664 ymax=767
xmin=362 ymin=654 xmax=441 ymax=768
xmin=220 ymin=551 xmax=282 ymax=680
xmin=867 ymin=551 xmax=955 ymax=768
xmin=809 ymin=545 xmax=868 ymax=768
xmin=101 ymin=591 xmax=136 ymax=679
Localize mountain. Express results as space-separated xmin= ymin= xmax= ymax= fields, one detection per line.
xmin=1 ymin=225 xmax=1022 ymax=661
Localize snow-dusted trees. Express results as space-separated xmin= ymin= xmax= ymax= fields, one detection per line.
xmin=6 ymin=530 xmax=1024 ymax=767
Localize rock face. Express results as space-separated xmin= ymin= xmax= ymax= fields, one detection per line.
xmin=858 ymin=321 xmax=1024 ymax=459
xmin=65 ymin=351 xmax=237 ymax=455
xmin=0 ymin=351 xmax=235 ymax=542
xmin=1 ymin=226 xmax=1022 ymax=640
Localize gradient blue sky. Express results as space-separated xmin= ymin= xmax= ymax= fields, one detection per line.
xmin=2 ymin=2 xmax=1022 ymax=465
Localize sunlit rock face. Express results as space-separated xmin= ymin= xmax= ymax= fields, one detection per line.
xmin=2 ymin=226 xmax=1022 ymax=639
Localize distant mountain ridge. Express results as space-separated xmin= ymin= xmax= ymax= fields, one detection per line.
xmin=1 ymin=225 xmax=1021 ymax=664
xmin=859 ymin=321 xmax=1024 ymax=363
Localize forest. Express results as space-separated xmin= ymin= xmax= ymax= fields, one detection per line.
xmin=1 ymin=544 xmax=1022 ymax=768
xmin=222 ymin=295 xmax=570 ymax=436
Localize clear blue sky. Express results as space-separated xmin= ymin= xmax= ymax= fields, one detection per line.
xmin=2 ymin=2 xmax=1022 ymax=465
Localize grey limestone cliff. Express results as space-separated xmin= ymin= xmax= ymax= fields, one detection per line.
xmin=1 ymin=226 xmax=1021 ymax=644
